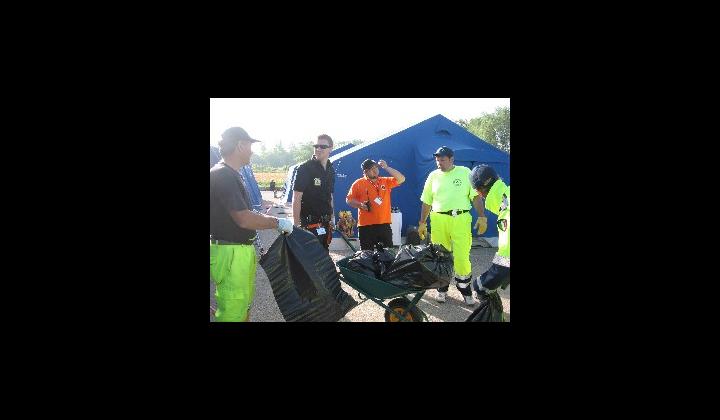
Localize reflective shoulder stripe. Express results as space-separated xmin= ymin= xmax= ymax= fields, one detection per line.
xmin=492 ymin=254 xmax=510 ymax=267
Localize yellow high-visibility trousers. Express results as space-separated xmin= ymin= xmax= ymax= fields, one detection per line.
xmin=210 ymin=244 xmax=257 ymax=322
xmin=429 ymin=212 xmax=472 ymax=278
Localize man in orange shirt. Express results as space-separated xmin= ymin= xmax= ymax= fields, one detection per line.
xmin=346 ymin=159 xmax=406 ymax=250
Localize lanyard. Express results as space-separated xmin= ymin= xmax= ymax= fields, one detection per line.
xmin=366 ymin=179 xmax=384 ymax=201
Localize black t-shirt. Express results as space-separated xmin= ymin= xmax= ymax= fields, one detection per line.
xmin=294 ymin=157 xmax=335 ymax=223
xmin=210 ymin=162 xmax=257 ymax=243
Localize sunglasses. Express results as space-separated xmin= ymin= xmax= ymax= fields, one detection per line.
xmin=497 ymin=219 xmax=508 ymax=232
xmin=313 ymin=144 xmax=330 ymax=149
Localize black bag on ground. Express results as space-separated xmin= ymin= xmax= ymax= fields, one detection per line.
xmin=259 ymin=228 xmax=358 ymax=322
xmin=405 ymin=226 xmax=423 ymax=245
xmin=381 ymin=243 xmax=453 ymax=289
xmin=346 ymin=244 xmax=396 ymax=279
xmin=465 ymin=290 xmax=504 ymax=322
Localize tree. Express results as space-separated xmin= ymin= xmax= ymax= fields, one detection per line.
xmin=250 ymin=138 xmax=369 ymax=172
xmin=457 ymin=106 xmax=510 ymax=153
xmin=335 ymin=139 xmax=364 ymax=149
xmin=290 ymin=141 xmax=315 ymax=164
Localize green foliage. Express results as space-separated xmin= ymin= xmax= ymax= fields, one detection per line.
xmin=336 ymin=139 xmax=364 ymax=149
xmin=251 ymin=139 xmax=365 ymax=172
xmin=456 ymin=107 xmax=510 ymax=153
xmin=290 ymin=141 xmax=315 ymax=164
xmin=252 ymin=163 xmax=290 ymax=172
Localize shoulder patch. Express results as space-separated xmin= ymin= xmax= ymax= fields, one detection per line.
xmin=500 ymin=194 xmax=508 ymax=211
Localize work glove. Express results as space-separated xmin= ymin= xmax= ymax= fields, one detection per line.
xmin=418 ymin=222 xmax=427 ymax=241
xmin=475 ymin=217 xmax=488 ymax=235
xmin=276 ymin=217 xmax=294 ymax=235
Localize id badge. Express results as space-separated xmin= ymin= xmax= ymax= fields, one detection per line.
xmin=374 ymin=197 xmax=383 ymax=205
xmin=316 ymin=227 xmax=326 ymax=235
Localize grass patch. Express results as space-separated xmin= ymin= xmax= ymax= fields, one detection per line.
xmin=254 ymin=172 xmax=287 ymax=188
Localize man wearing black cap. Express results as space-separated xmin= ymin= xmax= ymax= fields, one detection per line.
xmin=292 ymin=134 xmax=336 ymax=251
xmin=210 ymin=127 xmax=294 ymax=322
xmin=469 ymin=164 xmax=510 ymax=298
xmin=346 ymin=159 xmax=406 ymax=250
xmin=418 ymin=146 xmax=486 ymax=305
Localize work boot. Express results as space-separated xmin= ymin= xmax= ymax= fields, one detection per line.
xmin=463 ymin=294 xmax=476 ymax=306
xmin=436 ymin=291 xmax=447 ymax=303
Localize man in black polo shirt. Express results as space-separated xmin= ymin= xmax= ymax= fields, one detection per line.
xmin=292 ymin=134 xmax=336 ymax=251
xmin=210 ymin=126 xmax=294 ymax=322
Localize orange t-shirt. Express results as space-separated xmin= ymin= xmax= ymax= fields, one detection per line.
xmin=346 ymin=176 xmax=399 ymax=226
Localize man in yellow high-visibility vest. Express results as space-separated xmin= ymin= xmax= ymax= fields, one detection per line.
xmin=469 ymin=164 xmax=510 ymax=296
xmin=417 ymin=146 xmax=487 ymax=305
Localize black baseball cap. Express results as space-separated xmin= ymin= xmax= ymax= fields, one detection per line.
xmin=361 ymin=159 xmax=378 ymax=171
xmin=433 ymin=146 xmax=454 ymax=158
xmin=470 ymin=164 xmax=499 ymax=190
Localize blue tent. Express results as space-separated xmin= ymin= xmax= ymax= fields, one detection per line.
xmin=240 ymin=166 xmax=263 ymax=211
xmin=329 ymin=115 xmax=509 ymax=238
xmin=210 ymin=146 xmax=221 ymax=167
xmin=210 ymin=145 xmax=263 ymax=211
xmin=282 ymin=142 xmax=356 ymax=203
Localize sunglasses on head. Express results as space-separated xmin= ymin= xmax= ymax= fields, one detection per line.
xmin=313 ymin=144 xmax=330 ymax=149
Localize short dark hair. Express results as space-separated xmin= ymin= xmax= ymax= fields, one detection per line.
xmin=317 ymin=134 xmax=333 ymax=148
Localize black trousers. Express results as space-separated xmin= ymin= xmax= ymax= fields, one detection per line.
xmin=358 ymin=223 xmax=393 ymax=250
xmin=302 ymin=223 xmax=331 ymax=251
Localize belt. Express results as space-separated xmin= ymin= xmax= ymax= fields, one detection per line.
xmin=303 ymin=214 xmax=332 ymax=225
xmin=303 ymin=221 xmax=333 ymax=245
xmin=435 ymin=209 xmax=470 ymax=216
xmin=210 ymin=239 xmax=254 ymax=245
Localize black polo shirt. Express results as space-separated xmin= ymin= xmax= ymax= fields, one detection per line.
xmin=294 ymin=157 xmax=335 ymax=223
xmin=210 ymin=162 xmax=257 ymax=243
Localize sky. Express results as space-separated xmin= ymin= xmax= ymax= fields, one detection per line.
xmin=210 ymin=98 xmax=510 ymax=149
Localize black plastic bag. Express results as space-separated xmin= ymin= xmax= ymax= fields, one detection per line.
xmin=259 ymin=228 xmax=358 ymax=322
xmin=346 ymin=250 xmax=379 ymax=278
xmin=346 ymin=245 xmax=396 ymax=279
xmin=405 ymin=226 xmax=423 ymax=245
xmin=373 ymin=246 xmax=396 ymax=277
xmin=381 ymin=243 xmax=453 ymax=289
xmin=465 ymin=291 xmax=504 ymax=322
